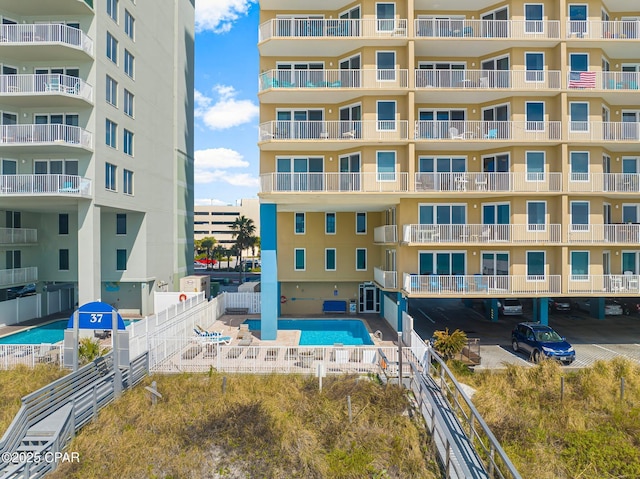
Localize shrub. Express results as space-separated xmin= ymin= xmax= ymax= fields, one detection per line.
xmin=432 ymin=328 xmax=468 ymax=360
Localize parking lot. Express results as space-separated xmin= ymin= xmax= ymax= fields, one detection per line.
xmin=408 ymin=298 xmax=640 ymax=370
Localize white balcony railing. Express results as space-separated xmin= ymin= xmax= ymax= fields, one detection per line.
xmin=567 ymin=274 xmax=640 ymax=295
xmin=567 ymin=173 xmax=640 ymax=193
xmin=415 ymin=172 xmax=562 ymax=193
xmin=374 ymin=225 xmax=397 ymax=243
xmin=259 ymin=69 xmax=408 ymax=91
xmin=0 ymin=228 xmax=37 ymax=245
xmin=414 ymin=120 xmax=561 ymax=141
xmin=566 ymin=71 xmax=640 ymax=90
xmin=259 ymin=18 xmax=408 ymax=42
xmin=0 ymin=124 xmax=92 ymax=149
xmin=567 ymin=224 xmax=640 ymax=244
xmin=374 ymin=267 xmax=397 ymax=290
xmin=0 ymin=74 xmax=93 ymax=101
xmin=260 ymin=172 xmax=408 ymax=193
xmin=566 ymin=122 xmax=640 ymax=141
xmin=0 ymin=23 xmax=93 ymax=55
xmin=0 ymin=267 xmax=38 ymax=287
xmin=566 ymin=20 xmax=640 ymax=40
xmin=0 ymin=174 xmax=92 ymax=197
xmin=416 ymin=69 xmax=561 ymax=90
xmin=402 ymin=224 xmax=561 ymax=244
xmin=415 ymin=19 xmax=560 ymax=39
xmin=403 ymin=273 xmax=561 ymax=296
xmin=260 ymin=120 xmax=409 ymax=141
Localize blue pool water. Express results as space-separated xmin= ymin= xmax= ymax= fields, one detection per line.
xmin=243 ymin=319 xmax=374 ymax=346
xmin=0 ymin=319 xmax=134 ymax=345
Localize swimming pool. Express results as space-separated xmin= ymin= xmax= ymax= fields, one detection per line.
xmin=243 ymin=319 xmax=374 ymax=346
xmin=0 ymin=319 xmax=134 ymax=345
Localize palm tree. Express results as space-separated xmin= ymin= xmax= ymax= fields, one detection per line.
xmin=230 ymin=215 xmax=256 ymax=283
xmin=224 ymin=248 xmax=233 ymax=271
xmin=212 ymin=245 xmax=225 ymax=270
xmin=249 ymin=236 xmax=260 ymax=260
xmin=199 ymin=237 xmax=216 ymax=270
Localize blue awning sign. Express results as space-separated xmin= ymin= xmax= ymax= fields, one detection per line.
xmin=67 ymin=301 xmax=126 ymax=330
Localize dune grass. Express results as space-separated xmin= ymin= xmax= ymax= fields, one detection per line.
xmin=0 ymin=364 xmax=67 ymax=432
xmin=49 ymin=373 xmax=439 ymax=479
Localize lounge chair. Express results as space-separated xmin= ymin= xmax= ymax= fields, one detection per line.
xmin=484 ymin=129 xmax=498 ymax=139
xmin=198 ymin=334 xmax=231 ymax=345
xmin=58 ymin=181 xmax=79 ymax=193
xmin=449 ymin=127 xmax=473 ymax=139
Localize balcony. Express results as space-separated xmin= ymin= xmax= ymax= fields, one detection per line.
xmin=402 ymin=224 xmax=562 ymax=245
xmin=414 ymin=172 xmax=562 ymax=194
xmin=0 ymin=74 xmax=93 ymax=106
xmin=566 ymin=71 xmax=640 ymax=91
xmin=567 ymin=274 xmax=640 ymax=295
xmin=567 ymin=173 xmax=640 ymax=193
xmin=260 ymin=172 xmax=408 ymax=194
xmin=373 ymin=225 xmax=397 ymax=244
xmin=0 ymin=174 xmax=92 ymax=198
xmin=259 ymin=120 xmax=409 ymax=151
xmin=566 ymin=20 xmax=640 ymax=40
xmin=0 ymin=228 xmax=37 ymax=245
xmin=0 ymin=124 xmax=93 ymax=153
xmin=0 ymin=267 xmax=38 ymax=288
xmin=566 ymin=122 xmax=640 ymax=147
xmin=403 ymin=273 xmax=561 ymax=297
xmin=1 ymin=1 xmax=92 ymax=15
xmin=0 ymin=23 xmax=93 ymax=57
xmin=567 ymin=224 xmax=640 ymax=244
xmin=259 ymin=18 xmax=408 ymax=56
xmin=374 ymin=267 xmax=397 ymax=290
xmin=259 ymin=69 xmax=408 ymax=103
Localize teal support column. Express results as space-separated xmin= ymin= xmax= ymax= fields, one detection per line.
xmin=532 ymin=298 xmax=538 ymax=322
xmin=591 ymin=297 xmax=605 ymax=320
xmin=538 ymin=297 xmax=549 ymax=326
xmin=397 ymin=293 xmax=407 ymax=332
xmin=379 ymin=292 xmax=385 ymax=318
xmin=260 ymin=203 xmax=278 ymax=340
xmin=485 ymin=299 xmax=499 ymax=322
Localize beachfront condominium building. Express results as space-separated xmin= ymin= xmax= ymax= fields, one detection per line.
xmin=194 ymin=198 xmax=260 ymax=248
xmin=258 ymin=0 xmax=640 ymax=339
xmin=0 ymin=0 xmax=194 ymax=318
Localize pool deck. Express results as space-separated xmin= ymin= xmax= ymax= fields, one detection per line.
xmin=0 ymin=311 xmax=74 ymax=340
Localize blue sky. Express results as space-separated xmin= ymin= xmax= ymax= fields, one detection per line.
xmin=193 ymin=1 xmax=260 ymax=206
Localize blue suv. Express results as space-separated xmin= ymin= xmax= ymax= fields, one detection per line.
xmin=511 ymin=322 xmax=575 ymax=364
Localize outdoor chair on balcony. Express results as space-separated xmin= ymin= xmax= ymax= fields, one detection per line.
xmin=481 ymin=226 xmax=492 ymax=242
xmin=342 ymin=129 xmax=356 ymax=139
xmin=58 ymin=181 xmax=79 ymax=193
xmin=475 ymin=174 xmax=488 ymax=190
xmin=45 ymin=78 xmax=63 ymax=92
xmin=449 ymin=127 xmax=474 ymax=139
xmin=484 ymin=129 xmax=498 ymax=139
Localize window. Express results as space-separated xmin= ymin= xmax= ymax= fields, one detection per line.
xmin=116 ymin=249 xmax=127 ymax=271
xmin=294 ymin=212 xmax=305 ymax=234
xmin=377 ymin=151 xmax=396 ymax=181
xmin=106 ymin=119 xmax=117 ymax=148
xmin=419 ymin=252 xmax=466 ymax=275
xmin=376 ymin=3 xmax=396 ymax=31
xmin=527 ymin=251 xmax=545 ymax=277
xmin=526 ymin=151 xmax=545 ymax=181
xmin=525 ymin=4 xmax=544 ymax=33
xmin=116 ymin=213 xmax=126 ymax=235
xmin=294 ymin=248 xmax=305 ymax=271
xmin=356 ymin=212 xmax=366 ymax=234
xmin=123 ymin=129 xmax=134 ymax=156
xmin=59 ymin=214 xmax=69 ymax=235
xmin=124 ymin=50 xmax=134 ymax=78
xmin=59 ymin=249 xmax=69 ymax=271
xmin=325 ymin=213 xmax=336 ymax=234
xmin=571 ymin=201 xmax=589 ymax=231
xmin=124 ymin=10 xmax=135 ymax=39
xmin=419 ymin=204 xmax=466 ymax=225
xmin=570 ymin=103 xmax=589 ymax=131
xmin=124 ymin=89 xmax=134 ymax=117
xmin=5 ymin=250 xmax=21 ymax=269
xmin=107 ymin=0 xmax=118 ymax=22
xmin=106 ymin=75 xmax=117 ymax=106
xmin=356 ymin=248 xmax=367 ymax=270
xmin=569 ymin=5 xmax=588 ymax=35
xmin=106 ymin=32 xmax=118 ymax=64
xmin=527 ymin=201 xmax=546 ymax=231
xmin=325 ymin=248 xmax=336 ymax=271
xmin=525 ymin=52 xmax=544 ymax=82
xmin=376 ymin=51 xmax=396 ymax=81
xmin=6 ymin=211 xmax=20 ymax=228
xmin=622 ymin=204 xmax=639 ymax=223
xmin=525 ymin=102 xmax=544 ymax=130
xmin=377 ymin=100 xmax=396 ymax=130
xmin=622 ymin=252 xmax=639 ymax=274
xmin=106 ymin=163 xmax=117 ymax=191
xmin=123 ymin=169 xmax=133 ymax=195
xmin=570 ymin=151 xmax=589 ymax=181
xmin=569 ymin=53 xmax=589 ymax=72
xmin=571 ymin=251 xmax=589 ymax=279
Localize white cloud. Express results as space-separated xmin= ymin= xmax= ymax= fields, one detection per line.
xmin=194 ymin=170 xmax=259 ymax=188
xmin=195 ymin=198 xmax=230 ymax=206
xmin=195 ymin=0 xmax=256 ymax=34
xmin=195 ymin=148 xmax=249 ymax=169
xmin=194 ymin=85 xmax=258 ymax=130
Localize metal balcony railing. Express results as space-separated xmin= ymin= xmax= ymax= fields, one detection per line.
xmin=416 ymin=69 xmax=561 ymax=90
xmin=567 ymin=274 xmax=640 ymax=295
xmin=259 ymin=120 xmax=409 ymax=141
xmin=414 ymin=172 xmax=562 ymax=193
xmin=374 ymin=267 xmax=397 ymax=290
xmin=566 ymin=20 xmax=640 ymax=40
xmin=402 ymin=224 xmax=562 ymax=245
xmin=0 ymin=267 xmax=37 ymax=287
xmin=374 ymin=225 xmax=397 ymax=243
xmin=403 ymin=273 xmax=561 ymax=296
xmin=0 ymin=74 xmax=93 ymax=101
xmin=0 ymin=228 xmax=37 ymax=245
xmin=0 ymin=124 xmax=92 ymax=149
xmin=567 ymin=224 xmax=640 ymax=244
xmin=414 ymin=120 xmax=562 ymax=141
xmin=260 ymin=172 xmax=408 ymax=193
xmin=0 ymin=23 xmax=93 ymax=55
xmin=0 ymin=174 xmax=92 ymax=197
xmin=566 ymin=122 xmax=640 ymax=141
xmin=259 ymin=69 xmax=408 ymax=91
xmin=567 ymin=173 xmax=640 ymax=193
xmin=259 ymin=18 xmax=408 ymax=42
xmin=566 ymin=71 xmax=640 ymax=90
xmin=415 ymin=19 xmax=560 ymax=39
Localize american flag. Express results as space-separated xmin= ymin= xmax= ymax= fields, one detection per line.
xmin=569 ymin=71 xmax=596 ymax=88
